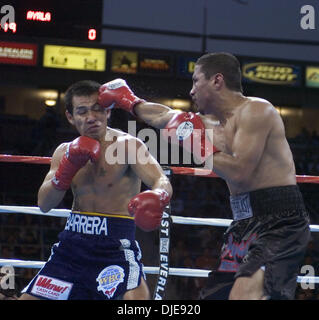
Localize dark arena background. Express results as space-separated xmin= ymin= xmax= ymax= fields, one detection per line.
xmin=1 ymin=0 xmax=319 ymax=301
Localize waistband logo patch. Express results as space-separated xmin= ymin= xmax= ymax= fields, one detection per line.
xmin=230 ymin=193 xmax=253 ymax=221
xmin=96 ymin=265 xmax=125 ymax=299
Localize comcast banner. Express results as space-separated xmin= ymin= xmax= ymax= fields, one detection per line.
xmin=43 ymin=45 xmax=106 ymax=71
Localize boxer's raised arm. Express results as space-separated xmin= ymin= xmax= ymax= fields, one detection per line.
xmin=37 ymin=144 xmax=68 ymax=212
xmin=134 ymin=102 xmax=179 ymax=129
xmin=98 ymin=78 xmax=179 ymax=129
xmin=38 ymin=137 xmax=100 ymax=212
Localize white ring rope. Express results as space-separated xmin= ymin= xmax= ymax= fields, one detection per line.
xmin=0 ymin=205 xmax=69 ymax=218
xmin=1 ymin=205 xmax=319 ymax=284
xmin=0 ymin=258 xmax=318 ymax=284
xmin=0 ymin=259 xmax=210 ymax=277
xmin=0 ymin=205 xmax=318 ymax=232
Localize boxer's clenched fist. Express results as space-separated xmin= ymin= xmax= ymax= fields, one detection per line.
xmin=98 ymin=78 xmax=144 ymax=114
xmin=128 ymin=189 xmax=170 ymax=231
xmin=52 ymin=136 xmax=100 ymax=190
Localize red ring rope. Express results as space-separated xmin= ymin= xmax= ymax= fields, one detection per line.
xmin=1 ymin=154 xmax=319 ymax=184
xmin=0 ymin=154 xmax=52 ymax=165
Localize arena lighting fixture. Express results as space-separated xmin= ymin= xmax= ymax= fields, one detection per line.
xmin=161 ymin=99 xmax=191 ymax=110
xmin=281 ymin=108 xmax=302 ymax=117
xmin=172 ymin=99 xmax=191 ymax=109
xmin=275 ymin=106 xmax=302 ymax=117
xmin=38 ymin=89 xmax=58 ymax=100
xmin=44 ymin=99 xmax=56 ymax=107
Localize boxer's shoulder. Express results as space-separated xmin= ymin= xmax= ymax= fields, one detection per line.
xmin=241 ymin=96 xmax=272 ymax=111
xmin=236 ymin=97 xmax=276 ymax=124
xmin=51 ymin=142 xmax=69 ymax=161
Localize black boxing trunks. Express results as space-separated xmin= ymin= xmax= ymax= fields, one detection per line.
xmin=22 ymin=211 xmax=145 ymax=300
xmin=200 ymin=185 xmax=310 ymax=300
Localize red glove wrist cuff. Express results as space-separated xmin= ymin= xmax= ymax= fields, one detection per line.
xmin=154 ymin=189 xmax=171 ymax=208
xmin=51 ymin=155 xmax=80 ymax=190
xmin=124 ymin=98 xmax=145 ymax=116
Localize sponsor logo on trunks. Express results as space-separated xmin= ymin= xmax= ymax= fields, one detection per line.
xmin=65 ymin=213 xmax=108 ymax=235
xmin=218 ymin=233 xmax=257 ymax=272
xmin=96 ymin=265 xmax=125 ymax=299
xmin=31 ymin=275 xmax=73 ymax=300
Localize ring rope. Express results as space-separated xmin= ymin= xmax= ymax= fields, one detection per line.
xmin=0 ymin=258 xmax=318 ymax=284
xmin=1 ymin=154 xmax=319 ymax=184
xmin=1 ymin=205 xmax=319 ymax=232
xmin=0 ymin=258 xmax=210 ymax=277
xmin=0 ymin=205 xmax=69 ymax=218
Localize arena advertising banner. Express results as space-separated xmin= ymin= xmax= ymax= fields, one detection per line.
xmin=305 ymin=66 xmax=319 ymax=88
xmin=43 ymin=45 xmax=106 ymax=71
xmin=177 ymin=56 xmax=198 ymax=78
xmin=0 ymin=41 xmax=37 ymax=66
xmin=242 ymin=61 xmax=301 ymax=86
xmin=138 ymin=52 xmax=173 ymax=75
xmin=111 ymin=50 xmax=138 ymax=74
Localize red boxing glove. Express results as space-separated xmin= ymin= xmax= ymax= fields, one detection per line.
xmin=52 ymin=136 xmax=100 ymax=190
xmin=128 ymin=189 xmax=170 ymax=232
xmin=162 ymin=112 xmax=219 ymax=163
xmin=98 ymin=78 xmax=145 ymax=115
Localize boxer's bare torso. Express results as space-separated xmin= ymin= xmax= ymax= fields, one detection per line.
xmin=200 ymin=97 xmax=296 ymax=195
xmin=51 ymin=129 xmax=142 ymax=216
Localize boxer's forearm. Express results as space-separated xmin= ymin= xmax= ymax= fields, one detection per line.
xmin=134 ymin=102 xmax=177 ymax=129
xmin=151 ymin=176 xmax=173 ymax=199
xmin=37 ymin=180 xmax=66 ymax=213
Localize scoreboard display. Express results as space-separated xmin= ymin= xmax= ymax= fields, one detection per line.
xmin=0 ymin=0 xmax=102 ymax=42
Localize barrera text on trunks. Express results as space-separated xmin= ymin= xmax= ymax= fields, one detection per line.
xmin=65 ymin=213 xmax=108 ymax=236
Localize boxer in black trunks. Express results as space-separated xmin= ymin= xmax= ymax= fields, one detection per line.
xmin=19 ymin=80 xmax=172 ymax=300
xmin=97 ymin=52 xmax=310 ymax=299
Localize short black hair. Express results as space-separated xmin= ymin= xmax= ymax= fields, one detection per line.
xmin=64 ymin=80 xmax=101 ymax=114
xmin=196 ymin=52 xmax=243 ymax=92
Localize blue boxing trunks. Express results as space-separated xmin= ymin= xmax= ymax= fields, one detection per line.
xmin=200 ymin=185 xmax=310 ymax=300
xmin=22 ymin=211 xmax=145 ymax=300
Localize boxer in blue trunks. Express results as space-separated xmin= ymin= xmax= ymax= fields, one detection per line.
xmin=19 ymin=80 xmax=172 ymax=300
xmin=97 ymin=52 xmax=310 ymax=299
